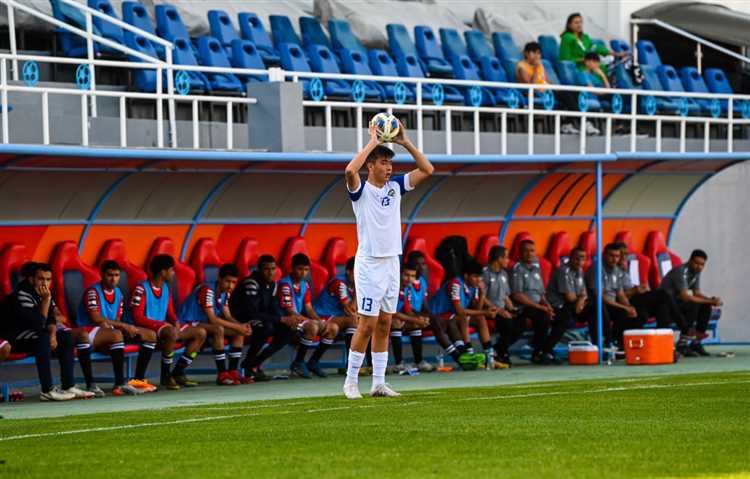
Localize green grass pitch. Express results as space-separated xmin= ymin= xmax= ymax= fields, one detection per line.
xmin=1 ymin=372 xmax=748 ymax=478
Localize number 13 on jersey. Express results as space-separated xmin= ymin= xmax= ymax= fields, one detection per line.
xmin=361 ymin=297 xmax=373 ymax=313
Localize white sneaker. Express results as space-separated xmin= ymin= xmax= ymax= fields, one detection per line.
xmin=370 ymin=383 xmax=401 ymax=398
xmin=585 ymin=121 xmax=600 ymax=135
xmin=66 ymin=385 xmax=95 ymax=399
xmin=40 ymin=386 xmax=75 ymax=401
xmin=561 ymin=123 xmax=579 ymax=134
xmin=343 ymin=382 xmax=363 ymax=400
xmin=417 ymin=360 xmax=435 ymax=373
xmin=87 ymin=384 xmax=106 ymax=398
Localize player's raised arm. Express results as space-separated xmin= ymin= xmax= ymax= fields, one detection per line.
xmin=345 ymin=124 xmax=380 ymax=193
xmin=393 ymin=120 xmax=434 ymax=188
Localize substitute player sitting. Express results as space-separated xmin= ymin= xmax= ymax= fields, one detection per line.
xmin=390 ymin=261 xmax=431 ymax=374
xmin=180 ymin=263 xmax=251 ymax=385
xmin=343 ymin=118 xmax=434 ymax=399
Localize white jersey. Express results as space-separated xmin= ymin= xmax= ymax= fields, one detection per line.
xmin=348 ymin=174 xmax=413 ymax=257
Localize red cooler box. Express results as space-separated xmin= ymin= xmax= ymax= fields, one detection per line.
xmin=568 ymin=341 xmax=598 ymax=365
xmin=623 ymin=329 xmax=674 ymax=365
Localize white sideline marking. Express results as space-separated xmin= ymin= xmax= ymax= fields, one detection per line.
xmin=1 ymin=379 xmax=747 ymax=443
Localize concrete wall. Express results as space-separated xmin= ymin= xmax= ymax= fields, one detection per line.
xmin=670 ymin=161 xmax=750 ymax=342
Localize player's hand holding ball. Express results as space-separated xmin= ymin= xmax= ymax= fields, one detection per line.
xmin=369 ymin=112 xmax=402 ymax=144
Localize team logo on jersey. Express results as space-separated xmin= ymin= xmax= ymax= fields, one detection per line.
xmin=388 ymin=188 xmax=395 ymax=197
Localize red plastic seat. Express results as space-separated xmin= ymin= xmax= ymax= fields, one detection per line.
xmin=50 ymin=241 xmax=100 ymax=326
xmin=615 ymin=231 xmax=652 ymax=288
xmin=546 ymin=231 xmax=573 ymax=269
xmin=404 ymin=236 xmax=444 ymax=295
xmin=474 ymin=234 xmax=499 ymax=266
xmin=234 ymin=237 xmax=259 ymax=278
xmin=578 ymin=230 xmax=597 ymax=270
xmin=96 ymin=239 xmax=147 ymax=300
xmin=279 ymin=236 xmax=329 ymax=300
xmin=508 ymin=232 xmax=552 ymax=285
xmin=146 ymin=237 xmax=196 ymax=310
xmin=0 ymin=243 xmax=28 ymax=299
xmin=321 ymin=237 xmax=349 ymax=279
xmin=189 ymin=238 xmax=224 ymax=286
xmin=643 ymin=231 xmax=682 ymax=288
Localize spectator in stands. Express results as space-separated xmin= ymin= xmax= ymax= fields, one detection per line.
xmin=432 ymin=260 xmax=496 ymax=369
xmin=277 ymin=253 xmax=325 ymax=379
xmin=659 ymin=249 xmax=722 ymax=357
xmin=312 ymin=257 xmax=359 ymax=373
xmin=585 ymin=243 xmax=644 ymax=350
xmin=5 ymin=263 xmax=92 ymax=401
xmin=77 ymin=260 xmax=149 ymax=396
xmin=582 ymin=52 xmax=609 ymax=88
xmin=516 ymin=42 xmax=592 ymax=134
xmin=179 ymin=263 xmax=251 ymax=386
xmin=129 ymin=254 xmax=206 ymax=390
xmin=614 ymin=243 xmax=691 ymax=353
xmin=559 ymin=13 xmax=625 ymax=75
xmin=231 ymin=254 xmax=300 ymax=382
xmin=510 ymin=240 xmax=557 ymax=365
xmin=482 ymin=246 xmax=517 ymax=367
xmin=406 ymin=250 xmax=465 ymax=369
xmin=390 ymin=262 xmax=432 ymax=374
xmin=547 ymin=247 xmax=590 ymax=353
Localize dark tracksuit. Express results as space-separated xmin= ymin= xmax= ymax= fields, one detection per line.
xmin=547 ymin=264 xmax=591 ymax=350
xmin=619 ymin=266 xmax=687 ymax=333
xmin=585 ymin=264 xmax=645 ymax=346
xmin=659 ymin=264 xmax=712 ymax=336
xmin=229 ymin=271 xmax=293 ymax=372
xmin=510 ymin=261 xmax=553 ymax=355
xmin=4 ymin=282 xmax=75 ymax=393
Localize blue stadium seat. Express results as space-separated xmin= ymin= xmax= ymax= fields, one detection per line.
xmin=270 ymin=15 xmax=301 ymax=48
xmin=704 ymin=67 xmax=734 ymax=95
xmin=610 ymin=39 xmax=630 ymax=54
xmin=394 ymin=53 xmax=464 ymax=103
xmin=636 ymin=40 xmax=662 ymax=66
xmin=388 ymin=24 xmax=450 ymax=77
xmin=122 ymin=1 xmax=164 ymax=59
xmin=464 ymin=30 xmax=494 ymax=63
xmin=306 ymin=45 xmax=380 ymax=100
xmin=155 ymin=4 xmax=191 ymax=43
xmin=540 ymin=59 xmax=560 ymax=85
xmin=230 ymin=40 xmax=268 ymax=83
xmin=208 ymin=10 xmax=240 ymax=56
xmin=50 ymin=0 xmax=98 ymax=57
xmin=171 ymin=37 xmax=210 ymax=92
xmin=439 ymin=28 xmax=468 ymax=62
xmin=450 ymin=55 xmax=496 ymax=106
xmin=591 ymin=38 xmax=606 ymax=50
xmin=657 ymin=65 xmax=703 ymax=113
xmin=328 ymin=19 xmax=367 ymax=56
xmin=238 ymin=13 xmax=280 ymax=65
xmin=278 ymin=43 xmax=314 ymax=98
xmin=368 ymin=48 xmax=416 ymax=102
xmin=639 ymin=65 xmax=682 ymax=113
xmin=87 ymin=0 xmax=124 ymax=49
xmin=300 ymin=16 xmax=331 ymax=49
xmin=538 ymin=35 xmax=559 ymax=64
xmin=479 ymin=56 xmax=526 ymax=107
xmin=414 ymin=26 xmax=453 ymax=76
xmin=339 ymin=49 xmax=392 ymax=100
xmin=492 ymin=32 xmax=522 ymax=61
xmin=196 ymin=36 xmax=243 ymax=92
xmin=554 ymin=60 xmax=579 ymax=85
xmin=681 ymin=67 xmax=738 ymax=114
xmin=500 ymin=58 xmax=517 ymax=82
xmin=124 ymin=31 xmax=163 ymax=92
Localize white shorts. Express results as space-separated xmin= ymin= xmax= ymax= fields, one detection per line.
xmin=354 ymin=255 xmax=400 ymax=316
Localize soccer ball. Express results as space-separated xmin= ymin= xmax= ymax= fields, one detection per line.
xmin=370 ymin=112 xmax=400 ymax=142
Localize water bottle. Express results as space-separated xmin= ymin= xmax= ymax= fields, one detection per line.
xmin=437 ymin=352 xmax=444 ymax=369
xmin=486 ymin=348 xmax=495 ymax=370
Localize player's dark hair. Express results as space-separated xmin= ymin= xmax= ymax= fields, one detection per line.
xmin=292 ymin=253 xmax=310 ymax=268
xmin=403 ymin=261 xmax=418 ymax=272
xmin=149 ymin=254 xmax=175 ymax=277
xmin=570 ymin=247 xmax=586 ymax=257
xmin=523 ymin=42 xmax=541 ymax=54
xmin=258 ymin=254 xmax=275 ymax=268
xmin=603 ymin=243 xmax=620 ymax=254
xmin=219 ymin=263 xmax=239 ymax=279
xmin=33 ymin=262 xmax=52 ymax=275
xmin=345 ymin=257 xmax=355 ymax=271
xmin=584 ymin=52 xmax=600 ymax=62
xmin=464 ymin=260 xmax=483 ymax=276
xmin=100 ymin=260 xmax=121 ymax=275
xmin=613 ymin=242 xmax=628 ymax=252
xmin=520 ymin=239 xmax=535 ymax=249
xmin=407 ymin=250 xmax=425 ymax=262
xmin=488 ymin=246 xmax=507 ymax=263
xmin=366 ymin=144 xmax=395 ymax=164
xmin=690 ymin=249 xmax=708 ymax=261
xmin=20 ymin=261 xmax=38 ymax=279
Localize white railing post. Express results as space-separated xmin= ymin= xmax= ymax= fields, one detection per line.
xmin=119 ymin=95 xmax=126 ymax=147
xmin=632 ymin=23 xmax=639 ymax=65
xmin=85 ymin=11 xmax=97 ymax=118
xmin=416 ymin=82 xmax=423 ymax=151
xmin=192 ymin=99 xmax=199 ymax=149
xmin=7 ymin=2 xmax=18 ymax=81
xmin=696 ymin=43 xmax=703 ymax=74
xmin=473 ymin=109 xmax=480 ymax=155
xmin=1 ymin=58 xmax=8 ymax=144
xmin=579 ymin=115 xmax=586 ymax=154
xmin=630 ymin=93 xmax=637 ymax=152
xmin=42 ymin=91 xmax=50 ymax=145
xmin=356 ymin=105 xmax=363 ymax=151
xmin=166 ymin=48 xmax=177 ymax=148
xmin=655 ymin=119 xmax=662 ymax=153
xmin=703 ymin=120 xmax=710 ymax=153
xmin=325 ymin=104 xmax=332 ymax=152
xmin=226 ymin=102 xmax=233 ymax=150
xmin=727 ymin=98 xmax=733 ymax=152
xmin=679 ymin=120 xmax=686 ymax=153
xmin=554 ymin=114 xmax=561 ymax=155
xmin=445 ymin=110 xmax=452 ymax=155
xmin=500 ymin=111 xmax=507 ymax=155
xmin=605 ymin=117 xmax=612 ymax=154
xmin=156 ymin=65 xmax=164 ymax=148
xmin=80 ymin=94 xmax=89 ymax=146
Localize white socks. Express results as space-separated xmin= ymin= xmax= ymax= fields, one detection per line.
xmin=371 ymin=351 xmax=388 ymax=387
xmin=345 ymin=350 xmax=365 ymax=386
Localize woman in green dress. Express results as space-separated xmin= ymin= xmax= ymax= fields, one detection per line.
xmin=559 ymin=13 xmax=627 ymax=75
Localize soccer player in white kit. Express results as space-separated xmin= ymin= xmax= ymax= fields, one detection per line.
xmin=343 ymin=121 xmax=434 ymax=399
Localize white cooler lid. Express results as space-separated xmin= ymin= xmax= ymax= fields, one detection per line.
xmin=568 ymin=341 xmax=598 ymax=352
xmin=623 ymin=329 xmax=674 ymax=336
